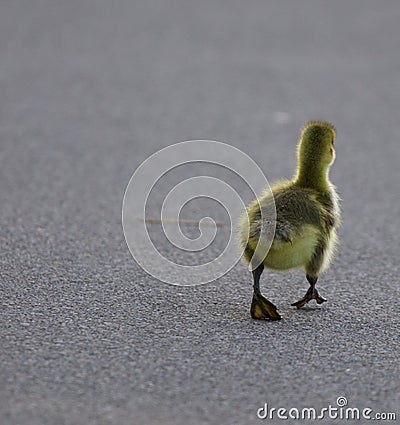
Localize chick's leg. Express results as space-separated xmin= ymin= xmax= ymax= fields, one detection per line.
xmin=291 ymin=275 xmax=327 ymax=308
xmin=250 ymin=263 xmax=281 ymax=320
xmin=292 ymin=241 xmax=327 ymax=309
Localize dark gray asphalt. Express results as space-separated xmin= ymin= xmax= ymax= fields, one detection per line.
xmin=1 ymin=1 xmax=400 ymax=424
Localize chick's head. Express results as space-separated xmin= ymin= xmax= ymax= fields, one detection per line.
xmin=298 ymin=121 xmax=336 ymax=167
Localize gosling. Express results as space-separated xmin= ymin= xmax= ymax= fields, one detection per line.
xmin=239 ymin=121 xmax=340 ymax=320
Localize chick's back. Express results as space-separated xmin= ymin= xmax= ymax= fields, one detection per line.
xmin=242 ymin=181 xmax=338 ymax=267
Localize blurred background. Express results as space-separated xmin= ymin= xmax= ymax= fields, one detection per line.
xmin=1 ymin=1 xmax=399 ymax=424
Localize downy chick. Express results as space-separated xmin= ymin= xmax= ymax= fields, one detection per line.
xmin=239 ymin=121 xmax=340 ymax=320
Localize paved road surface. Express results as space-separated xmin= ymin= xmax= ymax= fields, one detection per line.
xmin=1 ymin=1 xmax=399 ymax=424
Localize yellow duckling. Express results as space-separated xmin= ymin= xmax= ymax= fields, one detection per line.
xmin=239 ymin=121 xmax=340 ymax=320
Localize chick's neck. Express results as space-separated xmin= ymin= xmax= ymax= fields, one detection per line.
xmin=294 ymin=159 xmax=332 ymax=193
